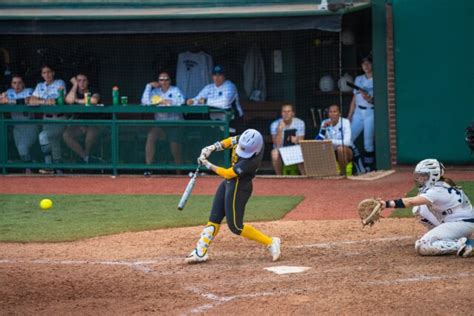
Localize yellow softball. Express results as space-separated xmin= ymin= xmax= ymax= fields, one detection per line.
xmin=39 ymin=199 xmax=53 ymax=210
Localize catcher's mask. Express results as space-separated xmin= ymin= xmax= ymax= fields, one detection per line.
xmin=465 ymin=122 xmax=474 ymax=153
xmin=414 ymin=159 xmax=445 ymax=189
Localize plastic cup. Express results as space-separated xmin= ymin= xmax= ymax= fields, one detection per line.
xmin=121 ymin=96 xmax=128 ymax=106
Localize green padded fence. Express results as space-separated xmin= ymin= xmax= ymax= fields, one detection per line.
xmin=0 ymin=105 xmax=230 ymax=175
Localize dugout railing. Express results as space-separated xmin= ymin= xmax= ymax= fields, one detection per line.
xmin=0 ymin=105 xmax=231 ymax=175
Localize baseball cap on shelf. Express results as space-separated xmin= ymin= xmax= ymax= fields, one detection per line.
xmin=212 ymin=65 xmax=225 ymax=75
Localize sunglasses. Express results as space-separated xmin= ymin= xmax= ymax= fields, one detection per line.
xmin=159 ymin=78 xmax=170 ymax=81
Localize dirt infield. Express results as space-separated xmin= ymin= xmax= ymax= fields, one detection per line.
xmin=1 ymin=169 xmax=474 ymax=314
xmin=1 ymin=219 xmax=474 ymax=315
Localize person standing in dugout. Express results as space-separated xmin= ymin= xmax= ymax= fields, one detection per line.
xmin=348 ymin=56 xmax=375 ymax=172
xmin=185 ymin=129 xmax=281 ymax=263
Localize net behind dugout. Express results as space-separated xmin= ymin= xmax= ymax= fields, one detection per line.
xmin=300 ymin=140 xmax=339 ymax=177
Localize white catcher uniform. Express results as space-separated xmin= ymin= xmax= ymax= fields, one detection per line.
xmin=414 ymin=182 xmax=474 ymax=256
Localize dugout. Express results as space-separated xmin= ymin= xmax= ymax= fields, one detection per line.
xmin=0 ymin=1 xmax=375 ymax=173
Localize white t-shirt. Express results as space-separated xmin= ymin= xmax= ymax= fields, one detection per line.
xmin=419 ymin=182 xmax=474 ymax=223
xmin=6 ymin=88 xmax=34 ymax=120
xmin=317 ymin=117 xmax=352 ymax=149
xmin=353 ymin=74 xmax=373 ymax=108
xmin=32 ymin=80 xmax=66 ymax=100
xmin=270 ymin=117 xmax=305 ymax=146
xmin=192 ymin=80 xmax=243 ymax=121
xmin=141 ymin=84 xmax=185 ymax=121
xmin=176 ymin=51 xmax=213 ymax=98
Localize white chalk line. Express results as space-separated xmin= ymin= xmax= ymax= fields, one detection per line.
xmin=184 ymin=271 xmax=474 ymax=314
xmin=0 ymin=258 xmax=176 ymax=273
xmin=183 ymin=286 xmax=279 ymax=315
xmin=0 ymin=236 xmax=415 ymax=275
xmin=366 ymin=272 xmax=474 ymax=286
xmin=290 ymin=236 xmax=414 ymax=249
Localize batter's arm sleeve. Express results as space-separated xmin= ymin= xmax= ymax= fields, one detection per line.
xmin=219 ymin=136 xmax=239 ymax=149
xmin=214 ymin=166 xmax=238 ymax=179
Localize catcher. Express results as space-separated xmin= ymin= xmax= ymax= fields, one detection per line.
xmin=358 ymin=159 xmax=473 ymax=257
xmin=185 ymin=129 xmax=281 ymax=263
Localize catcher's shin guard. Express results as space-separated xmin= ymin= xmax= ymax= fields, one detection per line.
xmin=415 ymin=237 xmax=467 ymax=256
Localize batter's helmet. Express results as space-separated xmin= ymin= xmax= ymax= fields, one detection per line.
xmin=236 ymin=129 xmax=263 ymax=158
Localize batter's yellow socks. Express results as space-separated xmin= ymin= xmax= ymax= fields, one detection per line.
xmin=241 ymin=224 xmax=272 ymax=246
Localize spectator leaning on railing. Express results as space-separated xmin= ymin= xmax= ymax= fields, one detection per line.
xmin=63 ymin=73 xmax=103 ymax=164
xmin=186 ymin=65 xmax=243 ymax=121
xmin=141 ymin=71 xmax=185 ymax=176
xmin=0 ymin=74 xmax=39 ymax=174
xmin=28 ymin=64 xmax=67 ymax=174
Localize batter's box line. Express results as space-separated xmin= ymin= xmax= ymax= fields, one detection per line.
xmin=183 ymin=286 xmax=301 ymax=315
xmin=0 ymin=258 xmax=179 ymax=273
xmin=290 ymin=236 xmax=414 ymax=249
xmin=365 ymin=272 xmax=474 ymax=286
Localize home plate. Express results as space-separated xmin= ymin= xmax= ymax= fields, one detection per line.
xmin=264 ymin=266 xmax=311 ymax=275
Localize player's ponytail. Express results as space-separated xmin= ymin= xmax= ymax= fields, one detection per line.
xmin=440 ymin=176 xmax=457 ymax=188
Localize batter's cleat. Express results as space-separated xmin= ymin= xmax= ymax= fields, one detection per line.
xmin=457 ymin=238 xmax=473 ymax=258
xmin=268 ymin=237 xmax=281 ymax=262
xmin=184 ymin=249 xmax=209 ymax=264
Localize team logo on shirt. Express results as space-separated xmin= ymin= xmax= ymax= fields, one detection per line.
xmin=236 ymin=167 xmax=243 ymax=174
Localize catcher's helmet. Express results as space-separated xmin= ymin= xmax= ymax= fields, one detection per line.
xmin=236 ymin=129 xmax=263 ymax=159
xmin=465 ymin=122 xmax=474 ymax=153
xmin=414 ymin=159 xmax=445 ymax=189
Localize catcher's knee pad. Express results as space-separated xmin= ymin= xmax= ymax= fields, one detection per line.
xmin=415 ymin=238 xmax=462 ymax=256
xmin=39 ymin=130 xmax=51 ymax=154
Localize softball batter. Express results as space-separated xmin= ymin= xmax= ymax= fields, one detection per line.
xmin=185 ymin=129 xmax=281 ymax=263
xmin=379 ymin=159 xmax=473 ymax=257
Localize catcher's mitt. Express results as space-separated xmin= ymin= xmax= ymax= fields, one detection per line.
xmin=358 ymin=198 xmax=382 ymax=227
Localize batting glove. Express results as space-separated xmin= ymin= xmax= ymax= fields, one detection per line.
xmin=200 ymin=145 xmax=216 ymax=159
xmin=198 ymin=157 xmax=212 ymax=170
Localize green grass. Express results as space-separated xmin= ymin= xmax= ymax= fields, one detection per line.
xmin=390 ymin=181 xmax=474 ymax=218
xmin=0 ymin=194 xmax=303 ymax=243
